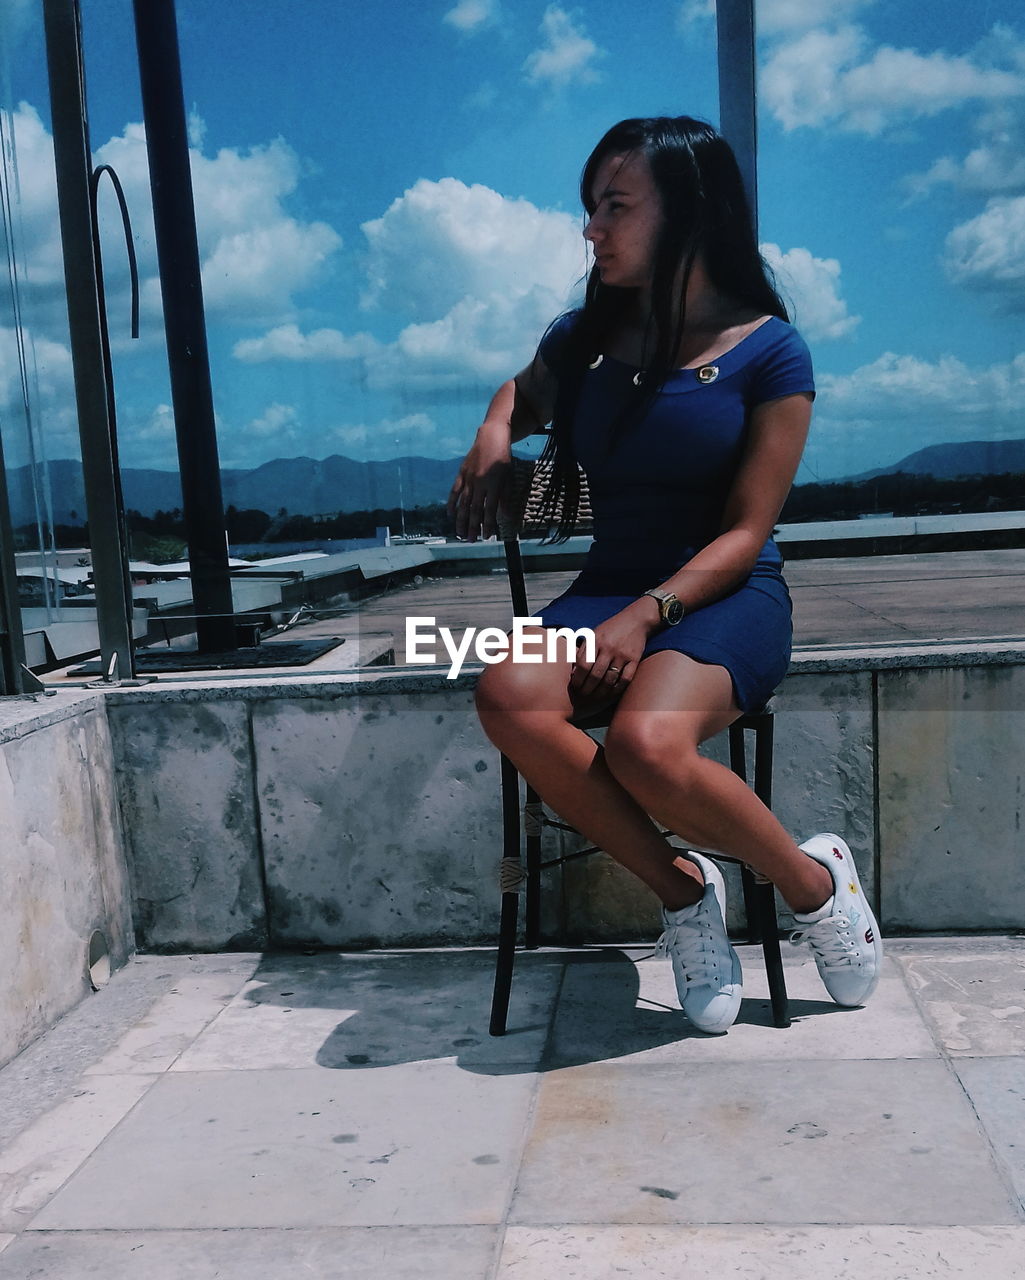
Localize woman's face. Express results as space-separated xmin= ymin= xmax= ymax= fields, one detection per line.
xmin=583 ymin=150 xmax=665 ymax=291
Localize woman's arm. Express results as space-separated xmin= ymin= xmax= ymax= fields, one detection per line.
xmin=446 ymin=352 xmax=558 ymax=541
xmin=631 ymin=390 xmax=815 ymax=628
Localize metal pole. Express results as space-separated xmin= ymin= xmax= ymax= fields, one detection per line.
xmin=0 ymin=432 xmax=27 ymax=694
xmin=131 ymin=0 xmax=235 ymax=651
xmin=716 ymin=0 xmax=759 ymax=232
xmin=42 ymin=0 xmax=135 ymax=679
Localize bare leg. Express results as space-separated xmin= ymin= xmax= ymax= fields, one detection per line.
xmin=603 ymin=651 xmax=834 ymax=914
xmin=475 ymin=639 xmax=705 ymax=911
xmin=475 ymin=635 xmax=833 ymax=914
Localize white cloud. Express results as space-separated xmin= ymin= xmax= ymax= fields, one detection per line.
xmin=249 ymin=403 xmax=300 ymax=439
xmin=676 ymin=0 xmax=714 ymax=30
xmin=678 ymin=0 xmax=876 ymax=36
xmin=0 ymin=104 xmax=72 ymax=300
xmin=354 ymin=176 xmax=585 ymax=385
xmin=324 ymin=413 xmax=438 ymax=455
xmin=805 ymin=348 xmax=1025 ymax=478
xmin=233 ymin=324 xmax=379 ymax=363
xmin=901 ymin=102 xmax=1025 ymax=202
xmin=819 ymin=349 xmax=1025 ymax=415
xmin=0 ymin=326 xmax=74 ymax=412
xmin=236 ymin=177 xmax=586 ymax=400
xmin=761 ymin=24 xmax=1025 ymax=135
xmin=523 ymin=6 xmax=603 ymax=88
xmin=92 ymin=121 xmax=342 ymax=326
xmin=761 ymin=243 xmax=860 ymax=341
xmin=360 ymin=176 xmax=583 ymax=316
xmin=757 ymin=0 xmax=877 ymax=34
xmin=943 ymin=195 xmax=1025 ymax=304
xmin=443 ymin=0 xmax=498 ymax=33
xmin=0 ymin=324 xmax=78 ymax=468
xmin=4 ymin=106 xmax=346 ymax=347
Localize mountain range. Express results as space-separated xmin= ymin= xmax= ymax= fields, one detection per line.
xmin=7 ymin=453 xmax=463 ymax=527
xmin=850 ymin=439 xmax=1025 ymax=483
xmin=7 ymin=437 xmax=1025 ymax=526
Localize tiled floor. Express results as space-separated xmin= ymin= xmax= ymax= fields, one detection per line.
xmin=0 ymin=939 xmax=1022 ymax=1277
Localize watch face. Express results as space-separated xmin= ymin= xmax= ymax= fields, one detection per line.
xmin=664 ymin=599 xmax=685 ymax=625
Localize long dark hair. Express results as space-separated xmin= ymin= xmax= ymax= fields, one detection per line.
xmin=533 ymin=115 xmax=790 ymax=543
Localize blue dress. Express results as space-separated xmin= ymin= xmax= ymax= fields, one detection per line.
xmin=532 ymin=312 xmax=816 ymax=713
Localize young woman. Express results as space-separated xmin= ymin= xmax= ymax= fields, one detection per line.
xmin=447 ymin=116 xmax=882 ymax=1034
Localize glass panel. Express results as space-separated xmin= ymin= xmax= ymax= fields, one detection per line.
xmin=0 ymin=0 xmax=86 ymax=676
xmin=72 ymin=1 xmax=720 ymax=675
xmin=741 ymin=0 xmax=1025 ymax=645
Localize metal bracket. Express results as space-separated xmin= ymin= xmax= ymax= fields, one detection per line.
xmin=19 ymin=665 xmax=55 ymax=696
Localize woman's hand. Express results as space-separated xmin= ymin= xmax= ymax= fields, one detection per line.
xmin=568 ymin=596 xmax=661 ymax=704
xmin=446 ymin=418 xmax=512 ymax=542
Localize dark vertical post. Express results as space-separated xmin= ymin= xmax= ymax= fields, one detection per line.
xmin=131 ymin=0 xmax=234 ymax=651
xmin=0 ymin=434 xmax=27 ymax=694
xmin=716 ymin=0 xmax=759 ymax=230
xmin=42 ymin=0 xmax=135 ymax=679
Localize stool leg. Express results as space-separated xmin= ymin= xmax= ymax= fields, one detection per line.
xmin=753 ymin=877 xmax=791 ymax=1029
xmin=490 ymin=753 xmax=522 ymax=1036
xmin=729 ymin=726 xmax=761 ymax=944
xmin=524 ymin=787 xmax=543 ymax=950
xmin=739 ymin=862 xmax=763 ymax=944
xmin=751 ymin=715 xmax=791 ymax=1028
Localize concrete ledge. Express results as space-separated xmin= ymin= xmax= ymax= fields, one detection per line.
xmin=4 ymin=638 xmax=1022 ymax=1070
xmin=0 ymin=696 xmax=134 ymax=1069
xmin=0 ymin=690 xmax=104 ymax=746
xmin=100 ymin=642 xmax=1025 ymax=950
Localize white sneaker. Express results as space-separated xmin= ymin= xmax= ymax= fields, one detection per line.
xmin=655 ymin=851 xmax=742 ymax=1034
xmin=789 ymin=834 xmax=883 ymax=1007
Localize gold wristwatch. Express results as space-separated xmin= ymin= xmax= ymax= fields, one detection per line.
xmin=642 ymin=587 xmax=685 ymax=627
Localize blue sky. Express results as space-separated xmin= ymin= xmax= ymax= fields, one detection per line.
xmin=2 ymin=0 xmax=1024 ymax=488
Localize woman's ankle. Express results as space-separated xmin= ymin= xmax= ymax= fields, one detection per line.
xmin=789 ymin=859 xmax=835 ymax=915
xmin=662 ymin=859 xmax=706 ymax=912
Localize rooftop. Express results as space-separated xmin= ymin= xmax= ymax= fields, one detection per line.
xmin=0 ymin=937 xmax=1022 ymax=1277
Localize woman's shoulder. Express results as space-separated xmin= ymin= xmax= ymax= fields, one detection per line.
xmin=743 ymin=315 xmax=816 ymax=401
xmin=537 ymin=308 xmax=584 ymax=372
xmin=755 ymin=315 xmax=813 ymax=359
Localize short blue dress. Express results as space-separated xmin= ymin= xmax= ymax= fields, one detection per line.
xmin=532 ymin=311 xmax=816 ymax=713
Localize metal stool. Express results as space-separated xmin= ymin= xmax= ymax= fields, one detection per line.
xmin=489 ymin=698 xmax=791 ymax=1035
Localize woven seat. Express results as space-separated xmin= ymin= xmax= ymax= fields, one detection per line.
xmin=487 ymin=448 xmax=791 ymax=1035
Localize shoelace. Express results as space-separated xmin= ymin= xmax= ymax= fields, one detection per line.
xmin=655 ymin=906 xmax=723 ymax=991
xmin=789 ymin=913 xmax=859 ymax=969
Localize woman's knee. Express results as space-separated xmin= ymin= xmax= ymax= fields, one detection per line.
xmin=474 ymin=653 xmax=572 ymax=726
xmin=603 ymin=714 xmax=700 ymax=791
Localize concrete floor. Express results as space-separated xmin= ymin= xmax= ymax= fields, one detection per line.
xmin=0 ymin=938 xmax=1023 ymax=1277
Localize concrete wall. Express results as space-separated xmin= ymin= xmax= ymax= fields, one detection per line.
xmin=0 ymin=693 xmax=134 ymax=1069
xmin=3 ymin=650 xmax=1021 ymax=1066
xmin=104 ymin=651 xmax=1025 ymax=952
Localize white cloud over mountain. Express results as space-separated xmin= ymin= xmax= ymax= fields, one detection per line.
xmin=234 ymin=324 xmax=379 ymax=363
xmin=806 ymin=348 xmax=1025 ymax=476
